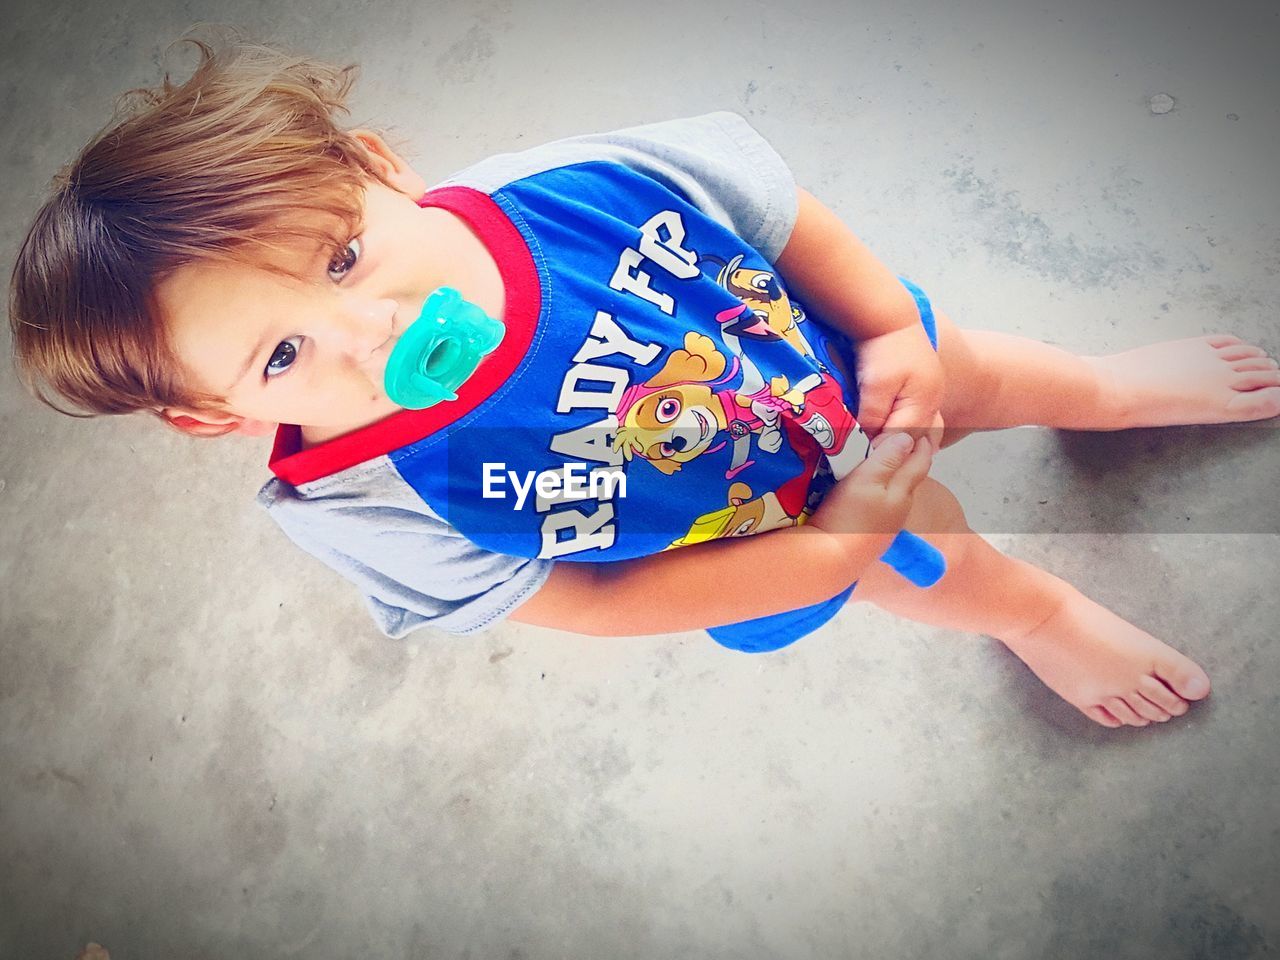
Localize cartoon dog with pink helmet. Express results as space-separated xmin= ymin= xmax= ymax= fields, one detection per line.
xmin=612 ymin=329 xmax=863 ymax=480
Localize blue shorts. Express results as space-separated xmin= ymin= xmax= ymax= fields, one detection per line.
xmin=707 ymin=275 xmax=940 ymax=654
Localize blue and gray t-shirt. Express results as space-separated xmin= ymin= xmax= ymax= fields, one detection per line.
xmin=257 ymin=111 xmax=894 ymax=648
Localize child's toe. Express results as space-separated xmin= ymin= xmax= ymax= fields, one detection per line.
xmin=1216 ymin=342 xmax=1266 ymax=361
xmin=1139 ymin=674 xmax=1188 ymax=715
xmin=1129 ymin=692 xmax=1172 ymax=722
xmin=1085 ymin=705 xmax=1123 ymax=728
xmin=1226 ymin=386 xmax=1280 ymax=420
xmin=1231 ymin=370 xmax=1280 ymax=391
xmin=1156 ymin=661 xmax=1211 ymax=701
xmin=1206 ymin=334 xmax=1243 ymax=349
xmin=1231 ymin=358 xmax=1279 ymax=373
xmin=1104 ymin=696 xmax=1150 ymax=726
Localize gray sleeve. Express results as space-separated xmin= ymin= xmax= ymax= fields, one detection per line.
xmin=256 ymin=470 xmax=553 ymax=639
xmin=439 ymin=110 xmax=800 ymax=263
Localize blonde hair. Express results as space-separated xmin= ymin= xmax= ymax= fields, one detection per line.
xmin=7 ymin=26 xmax=399 ymax=423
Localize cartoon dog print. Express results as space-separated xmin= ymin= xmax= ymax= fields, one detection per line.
xmin=698 ymin=252 xmax=820 ymax=368
xmin=667 ymin=476 xmax=813 ymax=549
xmin=693 ymin=250 xmax=867 ymax=477
xmin=613 ymin=332 xmax=787 ymax=477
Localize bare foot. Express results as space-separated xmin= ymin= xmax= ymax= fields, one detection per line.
xmin=1086 ymin=334 xmax=1280 ymax=428
xmin=999 ymin=587 xmax=1211 ymax=728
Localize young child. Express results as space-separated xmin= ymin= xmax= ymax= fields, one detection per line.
xmin=11 ymin=36 xmax=1280 ymax=730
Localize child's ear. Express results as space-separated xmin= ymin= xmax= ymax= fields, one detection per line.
xmin=349 ymin=128 xmax=428 ymax=198
xmin=159 ymin=408 xmax=277 ymax=439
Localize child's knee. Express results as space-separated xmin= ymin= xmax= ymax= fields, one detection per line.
xmin=904 ymin=478 xmax=986 ymax=579
xmin=906 ymin=477 xmax=971 ymax=537
xmin=850 ymin=478 xmax=975 ymax=604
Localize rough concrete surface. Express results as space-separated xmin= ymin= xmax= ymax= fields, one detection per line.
xmin=2 ymin=0 xmax=1278 ymax=957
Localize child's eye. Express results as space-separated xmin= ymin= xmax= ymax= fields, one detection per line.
xmin=326 ymin=237 xmax=362 ymax=282
xmin=265 ymin=336 xmax=303 ymax=379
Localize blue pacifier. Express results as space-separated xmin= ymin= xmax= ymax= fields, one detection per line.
xmin=384 ymin=287 xmax=505 ymax=410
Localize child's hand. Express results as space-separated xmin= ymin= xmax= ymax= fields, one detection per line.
xmin=854 ymin=325 xmax=946 ymax=450
xmin=810 ymin=431 xmax=935 ymax=543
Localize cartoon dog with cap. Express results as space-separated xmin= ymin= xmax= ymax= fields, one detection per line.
xmin=698 ymin=252 xmax=819 ymax=368
xmin=689 ymin=251 xmax=867 ymax=477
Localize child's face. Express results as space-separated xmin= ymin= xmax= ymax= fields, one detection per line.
xmin=155 ymin=133 xmax=457 ymax=439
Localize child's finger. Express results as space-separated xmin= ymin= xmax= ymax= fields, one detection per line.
xmin=853 ymin=432 xmax=914 ymax=485
xmin=887 ymin=433 xmax=935 ymax=495
xmin=856 ymin=386 xmax=892 ymax=437
xmin=869 ymin=430 xmax=900 ymax=451
xmin=929 ymin=412 xmax=946 ymax=453
xmin=881 ymin=402 xmax=938 ymax=445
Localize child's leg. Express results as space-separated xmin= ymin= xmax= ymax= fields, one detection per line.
xmin=932 ymin=311 xmax=1280 ymax=446
xmin=851 ymin=477 xmax=1212 ymax=728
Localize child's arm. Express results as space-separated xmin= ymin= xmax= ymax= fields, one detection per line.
xmin=509 ymin=432 xmax=933 ymax=636
xmin=775 ymin=186 xmax=945 ymax=444
xmin=775 ymin=187 xmax=922 ymax=337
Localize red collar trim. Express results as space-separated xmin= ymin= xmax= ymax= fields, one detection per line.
xmin=268 ymin=186 xmax=540 ymax=486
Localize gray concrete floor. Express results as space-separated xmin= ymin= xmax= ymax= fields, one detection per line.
xmin=3 ymin=0 xmax=1279 ymax=957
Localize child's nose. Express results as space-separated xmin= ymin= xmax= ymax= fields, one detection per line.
xmin=335 ymin=297 xmax=398 ymax=363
